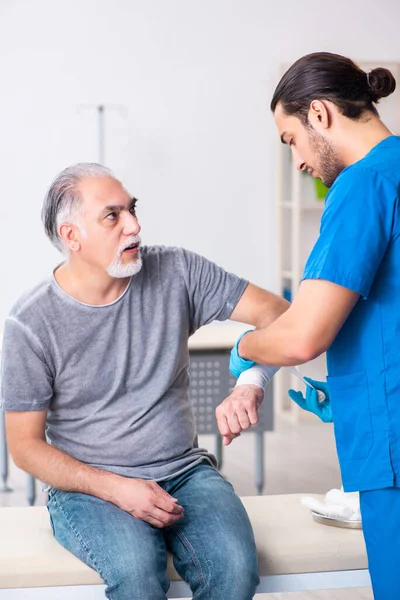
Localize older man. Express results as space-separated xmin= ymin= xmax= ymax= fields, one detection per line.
xmin=1 ymin=163 xmax=288 ymax=600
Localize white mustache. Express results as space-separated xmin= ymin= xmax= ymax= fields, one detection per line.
xmin=118 ymin=235 xmax=142 ymax=256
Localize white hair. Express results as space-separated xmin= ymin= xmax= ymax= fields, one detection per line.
xmin=41 ymin=163 xmax=114 ymax=252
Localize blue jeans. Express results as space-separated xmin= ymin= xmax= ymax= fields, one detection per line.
xmin=47 ymin=463 xmax=259 ymax=599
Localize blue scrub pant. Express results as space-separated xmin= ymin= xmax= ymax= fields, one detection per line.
xmin=360 ymin=487 xmax=400 ymax=599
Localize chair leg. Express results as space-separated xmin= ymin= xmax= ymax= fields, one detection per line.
xmin=27 ymin=475 xmax=36 ymax=506
xmin=255 ymin=432 xmax=264 ymax=495
xmin=0 ymin=411 xmax=12 ymax=492
xmin=215 ymin=434 xmax=223 ymax=470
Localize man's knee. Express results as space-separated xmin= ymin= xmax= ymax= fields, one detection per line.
xmin=208 ymin=540 xmax=259 ymax=594
xmin=105 ymin=561 xmax=169 ymax=599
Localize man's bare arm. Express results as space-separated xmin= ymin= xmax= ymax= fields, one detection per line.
xmin=6 ymin=410 xmax=184 ymax=528
xmin=229 ymin=283 xmax=290 ymax=328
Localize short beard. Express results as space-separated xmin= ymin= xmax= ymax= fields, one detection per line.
xmin=307 ymin=126 xmax=345 ymax=188
xmin=106 ymin=235 xmax=143 ymax=278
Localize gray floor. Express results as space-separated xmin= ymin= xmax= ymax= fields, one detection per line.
xmin=0 ymin=414 xmax=372 ymax=599
xmin=256 ymin=592 xmax=372 ymax=600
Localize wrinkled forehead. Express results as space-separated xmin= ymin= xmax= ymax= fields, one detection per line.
xmin=77 ymin=176 xmax=130 ymax=212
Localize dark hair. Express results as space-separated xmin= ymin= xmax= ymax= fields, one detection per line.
xmin=271 ymin=52 xmax=396 ymax=123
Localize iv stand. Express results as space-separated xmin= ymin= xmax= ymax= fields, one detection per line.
xmin=77 ymin=104 xmax=127 ymax=165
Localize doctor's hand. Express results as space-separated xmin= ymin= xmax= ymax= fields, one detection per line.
xmin=216 ymin=384 xmax=264 ymax=446
xmin=229 ymin=330 xmax=255 ymax=378
xmin=288 ymin=377 xmax=333 ymax=423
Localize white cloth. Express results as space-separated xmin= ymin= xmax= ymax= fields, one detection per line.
xmin=301 ymin=488 xmax=361 ymax=521
xmin=235 ymin=364 xmax=279 ymax=389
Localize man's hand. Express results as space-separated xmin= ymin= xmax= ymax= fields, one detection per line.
xmin=113 ymin=478 xmax=185 ymax=528
xmin=288 ymin=377 xmax=333 ymax=423
xmin=216 ymin=384 xmax=264 ymax=446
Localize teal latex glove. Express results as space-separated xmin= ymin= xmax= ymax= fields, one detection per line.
xmin=288 ymin=377 xmax=333 ymax=423
xmin=229 ymin=330 xmax=255 ymax=378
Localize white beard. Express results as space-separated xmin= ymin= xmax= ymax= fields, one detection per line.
xmin=106 ymin=235 xmax=143 ymax=278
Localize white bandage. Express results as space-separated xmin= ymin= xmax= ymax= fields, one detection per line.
xmin=235 ymin=364 xmax=280 ymax=389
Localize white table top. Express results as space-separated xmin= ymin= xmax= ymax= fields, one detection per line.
xmin=0 ymin=494 xmax=367 ymax=588
xmin=188 ymin=321 xmax=250 ymax=350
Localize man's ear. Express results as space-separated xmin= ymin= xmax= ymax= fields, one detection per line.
xmin=59 ymin=223 xmax=81 ymax=252
xmin=307 ymin=99 xmax=331 ymax=131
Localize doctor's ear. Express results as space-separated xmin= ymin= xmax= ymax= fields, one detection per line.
xmin=307 ymin=99 xmax=330 ymax=130
xmin=59 ymin=223 xmax=81 ymax=252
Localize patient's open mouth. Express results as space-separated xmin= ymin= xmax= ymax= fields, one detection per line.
xmin=123 ymin=242 xmax=139 ymax=253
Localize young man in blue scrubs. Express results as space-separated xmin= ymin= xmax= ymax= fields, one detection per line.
xmin=229 ymin=52 xmax=400 ymax=598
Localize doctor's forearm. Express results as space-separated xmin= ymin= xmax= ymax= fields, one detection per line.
xmin=238 ymin=323 xmax=322 ymax=366
xmin=237 ymin=279 xmax=359 ymax=367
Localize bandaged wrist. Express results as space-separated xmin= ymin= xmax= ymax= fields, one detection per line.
xmin=229 ymin=330 xmax=255 ymax=377
xmin=235 ymin=364 xmax=280 ymax=389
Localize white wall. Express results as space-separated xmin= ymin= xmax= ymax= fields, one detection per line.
xmin=0 ymin=0 xmax=399 ymax=323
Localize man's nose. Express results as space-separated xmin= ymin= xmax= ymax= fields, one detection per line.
xmin=123 ymin=212 xmax=141 ymax=236
xmin=292 ymin=148 xmax=306 ymax=172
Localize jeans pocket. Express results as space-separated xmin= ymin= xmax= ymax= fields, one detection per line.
xmin=327 ymin=370 xmax=374 ymax=461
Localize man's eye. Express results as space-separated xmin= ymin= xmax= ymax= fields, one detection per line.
xmin=129 ymin=206 xmax=137 ymax=215
xmin=106 ymin=212 xmax=118 ymax=220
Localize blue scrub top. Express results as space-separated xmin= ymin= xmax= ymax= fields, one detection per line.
xmin=303 ymin=136 xmax=400 ymax=492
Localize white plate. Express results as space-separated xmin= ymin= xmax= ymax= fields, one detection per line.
xmin=311 ymin=510 xmax=362 ymax=529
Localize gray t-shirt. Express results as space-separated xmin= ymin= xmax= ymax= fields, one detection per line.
xmin=1 ymin=246 xmax=248 ymax=481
